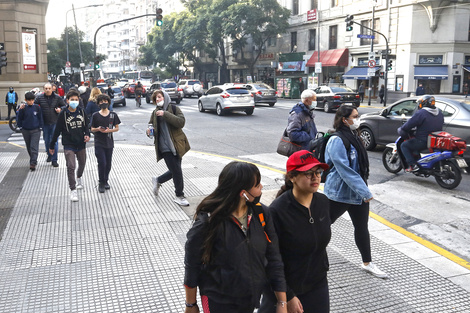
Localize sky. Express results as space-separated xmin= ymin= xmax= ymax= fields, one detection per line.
xmin=45 ymin=0 xmax=96 ymax=39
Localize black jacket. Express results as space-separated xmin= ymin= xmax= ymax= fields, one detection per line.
xmin=184 ymin=203 xmax=286 ymax=307
xmin=268 ymin=190 xmax=331 ymax=300
xmin=50 ymin=107 xmax=90 ymax=150
xmin=34 ymin=93 xmax=65 ymax=125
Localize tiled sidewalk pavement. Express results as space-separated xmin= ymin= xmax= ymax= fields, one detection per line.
xmin=0 ymin=145 xmax=469 ymax=312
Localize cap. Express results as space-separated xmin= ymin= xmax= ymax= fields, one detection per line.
xmin=286 ymin=150 xmax=329 ymax=173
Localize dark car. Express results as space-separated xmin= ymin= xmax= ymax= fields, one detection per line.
xmin=145 ymin=81 xmax=182 ymax=104
xmin=243 ymin=83 xmax=277 ymax=106
xmin=313 ymin=85 xmax=360 ymax=113
xmin=112 ymin=87 xmax=126 ymax=107
xmin=122 ymin=83 xmax=146 ymax=98
xmin=359 ymin=96 xmax=470 ymax=160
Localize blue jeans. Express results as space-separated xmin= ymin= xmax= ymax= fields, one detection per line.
xmin=43 ymin=124 xmax=58 ymax=162
xmin=109 ymin=99 xmax=114 ymax=111
xmin=401 ymin=138 xmax=427 ymax=166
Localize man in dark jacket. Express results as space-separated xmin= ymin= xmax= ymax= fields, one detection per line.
xmin=5 ymin=86 xmax=18 ymax=120
xmin=17 ymin=92 xmax=44 ymax=171
xmin=35 ymin=82 xmax=65 ymax=167
xmin=398 ymin=95 xmax=444 ymax=172
xmin=106 ymin=85 xmax=115 ymax=111
xmin=416 ymin=83 xmax=425 ymax=96
xmin=286 ymin=89 xmax=318 ymax=150
xmin=49 ymin=90 xmax=90 ymax=202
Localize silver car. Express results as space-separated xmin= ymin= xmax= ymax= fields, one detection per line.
xmin=198 ymin=85 xmax=255 ymax=116
xmin=359 ymin=96 xmax=470 ymax=160
xmin=244 ymin=83 xmax=277 ymax=106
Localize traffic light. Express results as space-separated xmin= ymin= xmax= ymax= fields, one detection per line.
xmin=345 ymin=15 xmax=354 ymax=32
xmin=0 ymin=51 xmax=7 ymax=69
xmin=388 ymin=59 xmax=393 ymax=71
xmin=156 ymin=8 xmax=163 ymax=26
xmin=94 ymin=56 xmax=100 ymax=70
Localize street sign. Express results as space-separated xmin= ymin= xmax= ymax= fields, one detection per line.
xmin=65 ymin=61 xmax=71 ymax=67
xmin=368 ymin=52 xmax=375 ymax=60
xmin=307 ymin=9 xmax=317 ymax=22
xmin=368 ymin=60 xmax=376 ymax=68
xmin=358 ymin=34 xmax=375 ymax=39
xmin=367 ymin=68 xmax=376 ymax=76
xmin=381 ymin=49 xmax=391 ymax=54
xmin=315 ymin=62 xmax=322 ymax=74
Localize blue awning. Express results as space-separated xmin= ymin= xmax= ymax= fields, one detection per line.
xmin=463 ymin=65 xmax=470 ymax=73
xmin=414 ymin=65 xmax=448 ymax=80
xmin=343 ymin=67 xmax=380 ymax=80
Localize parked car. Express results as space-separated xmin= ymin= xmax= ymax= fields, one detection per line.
xmin=312 ymin=85 xmax=360 ymax=113
xmin=112 ymin=86 xmax=126 ymax=107
xmin=198 ymin=85 xmax=255 ymax=116
xmin=145 ymin=81 xmax=182 ymax=104
xmin=359 ymin=96 xmax=470 ymax=160
xmin=115 ymin=79 xmax=129 ymax=88
xmin=243 ymin=83 xmax=277 ymax=106
xmin=122 ymin=83 xmax=146 ymax=98
xmin=179 ymin=79 xmax=204 ymax=98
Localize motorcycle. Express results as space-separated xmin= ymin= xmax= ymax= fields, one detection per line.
xmin=382 ymin=136 xmax=468 ymax=189
xmin=9 ymin=102 xmax=22 ymax=133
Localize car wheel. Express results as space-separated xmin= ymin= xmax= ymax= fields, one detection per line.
xmin=269 ymin=103 xmax=275 ymax=107
xmin=198 ymin=101 xmax=205 ymax=112
xmin=216 ymin=104 xmax=224 ymax=116
xmin=176 ymin=98 xmax=181 ymax=104
xmin=246 ymin=108 xmax=254 ymax=115
xmin=323 ymin=101 xmax=333 ymax=113
xmin=360 ymin=127 xmax=377 ymax=150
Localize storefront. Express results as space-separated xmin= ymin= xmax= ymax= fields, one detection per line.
xmin=413 ymin=55 xmax=448 ymax=94
xmin=275 ymin=52 xmax=306 ymax=98
xmin=342 ymin=56 xmax=381 ymax=97
xmin=306 ymin=48 xmax=349 ymax=84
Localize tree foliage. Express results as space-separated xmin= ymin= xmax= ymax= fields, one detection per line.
xmin=47 ymin=27 xmax=106 ymax=75
xmin=139 ymin=0 xmax=290 ymax=83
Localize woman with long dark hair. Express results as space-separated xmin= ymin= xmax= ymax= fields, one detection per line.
xmin=184 ymin=161 xmax=287 ymax=313
xmin=324 ymin=105 xmax=388 ymax=278
xmin=259 ymin=150 xmax=331 ymax=313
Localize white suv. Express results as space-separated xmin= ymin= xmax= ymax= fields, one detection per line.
xmin=179 ymin=80 xmax=203 ymax=98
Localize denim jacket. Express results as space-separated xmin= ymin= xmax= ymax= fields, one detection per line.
xmin=324 ymin=136 xmax=373 ymax=205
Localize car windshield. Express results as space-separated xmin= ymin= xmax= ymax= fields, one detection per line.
xmin=330 ymin=87 xmax=353 ymax=93
xmin=226 ymin=88 xmax=249 ymax=95
xmin=458 ymin=99 xmax=470 ymax=112
xmin=253 ymin=83 xmax=271 ymax=90
xmin=161 ymin=82 xmax=177 ymax=88
xmin=112 ymin=88 xmax=121 ymax=92
xmin=188 ymin=81 xmax=200 ymax=85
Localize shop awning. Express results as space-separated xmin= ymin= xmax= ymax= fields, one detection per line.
xmin=414 ymin=65 xmax=448 ymax=80
xmin=462 ymin=65 xmax=470 ymax=73
xmin=306 ymin=49 xmax=349 ymax=67
xmin=342 ymin=66 xmax=380 ymax=80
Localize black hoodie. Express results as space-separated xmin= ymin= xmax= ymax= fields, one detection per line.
xmin=50 ymin=107 xmax=90 ymax=150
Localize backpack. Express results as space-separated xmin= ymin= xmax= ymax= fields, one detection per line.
xmin=310 ymin=131 xmax=351 ymax=182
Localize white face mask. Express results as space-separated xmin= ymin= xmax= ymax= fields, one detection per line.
xmin=157 ymin=100 xmax=164 ymax=108
xmin=309 ymin=101 xmax=317 ymax=110
xmin=69 ymin=101 xmax=79 ymax=109
xmin=348 ymin=117 xmax=361 ymax=130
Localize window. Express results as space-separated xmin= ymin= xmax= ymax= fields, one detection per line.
xmin=309 ymin=29 xmax=316 ymax=51
xmin=291 ymin=32 xmax=297 ymax=52
xmin=268 ymin=36 xmax=277 ymax=47
xmin=360 ymin=19 xmax=380 ymax=45
xmin=311 ymin=0 xmax=318 ymax=9
xmin=388 ymin=100 xmax=417 ymax=117
xmin=293 ymin=0 xmax=299 ymax=15
xmin=329 ymin=26 xmax=337 ymax=49
xmin=435 ymin=102 xmax=456 ymax=117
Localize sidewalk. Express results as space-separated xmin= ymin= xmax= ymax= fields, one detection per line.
xmin=0 ymin=144 xmax=469 ymax=312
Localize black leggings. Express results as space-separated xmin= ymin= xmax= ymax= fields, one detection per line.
xmin=201 ymin=295 xmax=254 ymax=313
xmin=259 ymin=277 xmax=329 ymax=313
xmin=329 ymin=200 xmax=371 ymax=262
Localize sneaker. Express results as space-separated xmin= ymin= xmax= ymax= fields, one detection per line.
xmin=30 ymin=164 xmax=36 ymax=171
xmin=76 ymin=177 xmax=84 ymax=190
xmin=98 ymin=183 xmax=105 ymax=193
xmin=361 ymin=262 xmax=388 ymax=278
xmin=405 ymin=164 xmax=419 ymax=173
xmin=70 ymin=190 xmax=79 ymax=202
xmin=52 ymin=161 xmax=59 ymax=167
xmin=174 ymin=196 xmax=190 ymax=206
xmin=46 ymin=155 xmax=52 ymax=162
xmin=152 ymin=177 xmax=162 ymax=196
xmin=104 ymin=183 xmax=110 ymax=190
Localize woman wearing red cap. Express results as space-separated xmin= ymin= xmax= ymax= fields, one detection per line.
xmin=259 ymin=150 xmax=331 ymax=313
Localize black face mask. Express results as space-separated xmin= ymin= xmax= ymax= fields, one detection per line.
xmin=99 ymin=103 xmax=109 ymax=110
xmin=246 ymin=190 xmax=261 ymax=205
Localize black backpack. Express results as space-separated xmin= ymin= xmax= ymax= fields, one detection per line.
xmin=310 ymin=131 xmax=351 ymax=182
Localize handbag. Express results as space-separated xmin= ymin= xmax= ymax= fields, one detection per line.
xmin=277 ymin=129 xmax=302 ymax=157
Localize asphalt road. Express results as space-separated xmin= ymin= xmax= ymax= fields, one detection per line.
xmin=111 ymin=96 xmax=470 ymax=262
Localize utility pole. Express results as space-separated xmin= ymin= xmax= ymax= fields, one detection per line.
xmin=368 ymin=1 xmax=376 ymax=106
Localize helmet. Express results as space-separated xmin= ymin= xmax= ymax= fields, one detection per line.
xmin=417 ymin=95 xmax=435 ymax=109
xmin=78 ymin=86 xmax=87 ymax=94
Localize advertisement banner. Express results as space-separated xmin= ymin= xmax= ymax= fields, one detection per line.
xmin=22 ymin=28 xmax=37 ymax=70
xmin=278 ymin=61 xmax=305 ymax=72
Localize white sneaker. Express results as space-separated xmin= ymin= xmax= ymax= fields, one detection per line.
xmin=174 ymin=196 xmax=189 ymax=206
xmin=70 ymin=190 xmax=79 ymax=202
xmin=76 ymin=177 xmax=84 ymax=190
xmin=152 ymin=177 xmax=162 ymax=196
xmin=361 ymin=262 xmax=388 ymax=278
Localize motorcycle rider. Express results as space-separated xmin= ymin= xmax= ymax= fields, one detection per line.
xmin=397 ymin=95 xmax=444 ymax=172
